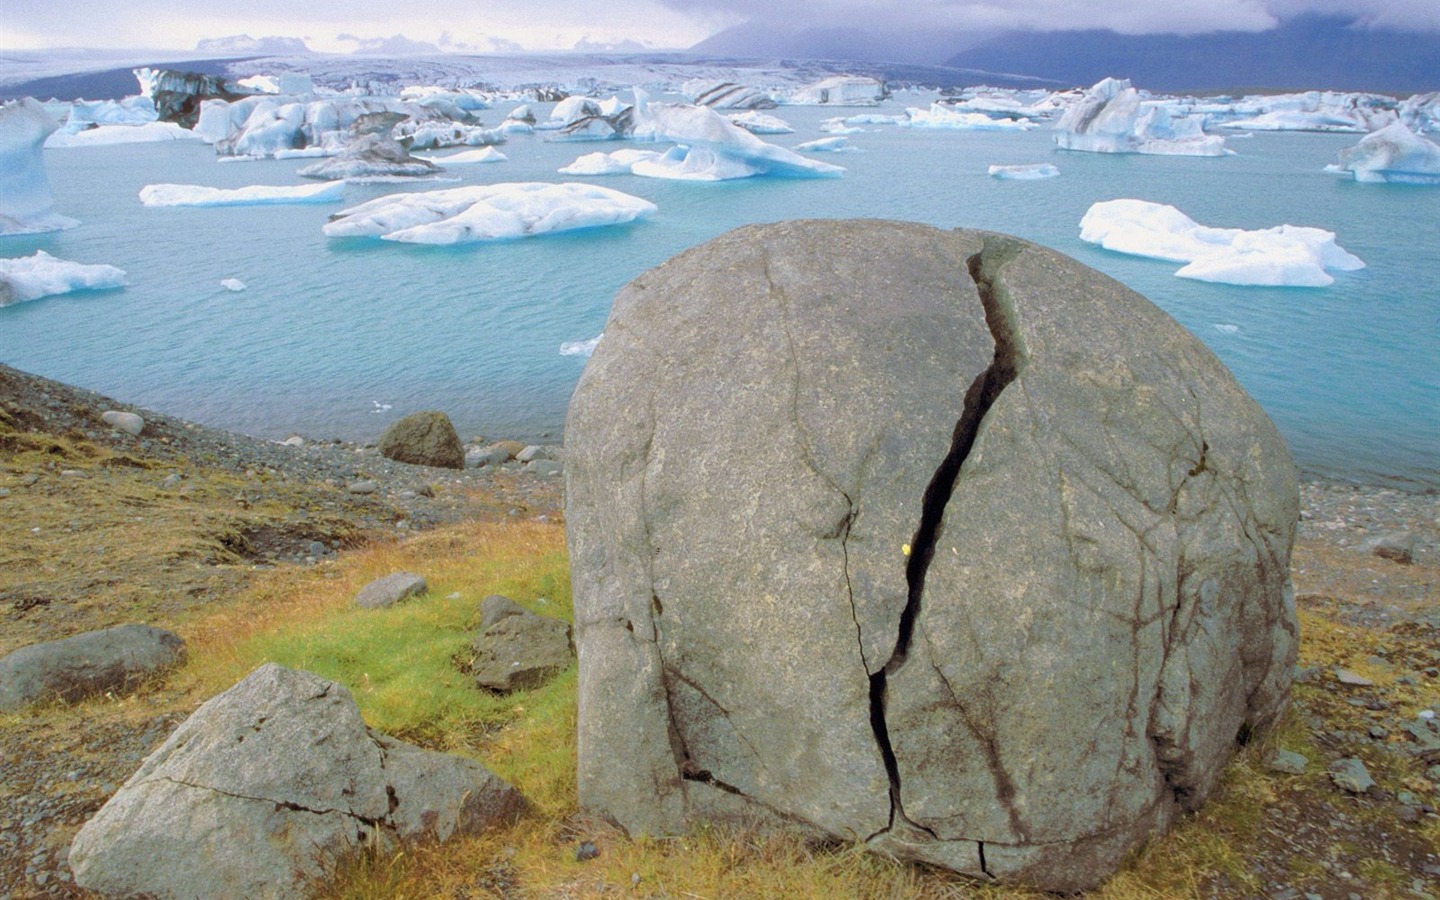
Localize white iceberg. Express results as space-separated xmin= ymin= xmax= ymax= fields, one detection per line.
xmin=1207 ymin=91 xmax=1397 ymax=134
xmin=139 ymin=181 xmax=347 ymax=207
xmin=728 ymin=111 xmax=793 ymax=135
xmin=794 ymin=137 xmax=856 ymax=153
xmin=64 ymin=96 xmax=158 ymax=128
xmin=0 ymin=98 xmax=78 ymax=235
xmin=988 ymin=163 xmax=1060 ymax=180
xmin=420 ymin=146 xmax=508 ymax=165
xmin=46 ymin=121 xmax=202 ymax=148
xmin=220 ymin=278 xmax=247 ymax=292
xmin=903 ymin=105 xmax=1036 ymax=131
xmin=0 ymin=251 xmax=126 ymax=305
xmin=628 ymin=91 xmax=844 ymax=180
xmin=819 ymin=118 xmax=865 ymax=135
xmin=322 ymin=182 xmax=657 ymax=244
xmin=559 ymin=149 xmax=666 ymax=176
xmin=787 ymin=76 xmax=887 ymax=107
xmin=1333 ymin=121 xmax=1440 ymax=185
xmin=1079 ymin=198 xmax=1365 ymax=287
xmin=560 ymin=334 xmax=603 ymax=357
xmin=1056 ymin=78 xmax=1228 ymax=157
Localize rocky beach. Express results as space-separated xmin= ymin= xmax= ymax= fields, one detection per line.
xmin=1 ymin=359 xmax=1437 ymax=898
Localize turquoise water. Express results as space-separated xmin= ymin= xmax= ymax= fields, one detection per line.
xmin=2 ymin=98 xmax=1437 ymax=487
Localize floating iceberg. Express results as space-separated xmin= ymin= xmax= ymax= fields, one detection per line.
xmin=1056 ymin=78 xmax=1228 ymax=157
xmin=0 ymin=251 xmax=126 ymax=305
xmin=988 ymin=164 xmax=1060 ymax=180
xmin=794 ymin=137 xmax=855 ymax=153
xmin=322 ymin=182 xmax=657 ymax=244
xmin=685 ymin=81 xmax=777 ymax=110
xmin=1332 ymin=121 xmax=1440 ymax=185
xmin=1206 ymin=91 xmax=1398 ymax=134
xmin=298 ymin=112 xmax=441 ymax=180
xmin=139 ymin=181 xmax=347 ymax=207
xmin=47 ymin=122 xmax=205 ymax=148
xmin=560 ymin=334 xmax=603 ymax=357
xmin=628 ymin=92 xmax=844 ymax=179
xmin=0 ymin=98 xmax=78 ymax=235
xmin=559 ymin=149 xmax=666 ymax=176
xmin=1080 ymin=199 xmax=1365 ymax=287
xmin=728 ymin=111 xmax=793 ymax=134
xmin=220 ymin=278 xmax=247 ymax=292
xmin=903 ymin=105 xmax=1036 ymax=131
xmin=420 ymin=146 xmax=507 ymax=165
xmin=786 ymin=76 xmax=887 ymax=106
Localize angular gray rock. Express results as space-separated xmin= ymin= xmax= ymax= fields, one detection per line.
xmin=470 ymin=602 xmax=573 ymax=692
xmin=355 ymin=572 xmax=427 ymax=609
xmin=378 ymin=410 xmax=465 ymax=469
xmin=564 ymin=220 xmax=1299 ymax=891
xmin=69 ymin=663 xmax=523 ymax=899
xmin=0 ymin=624 xmax=185 ymax=711
xmin=1328 ymin=757 xmax=1375 ymax=794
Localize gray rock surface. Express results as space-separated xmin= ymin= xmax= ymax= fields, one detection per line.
xmin=99 ymin=410 xmax=144 ymax=436
xmin=470 ymin=604 xmax=573 ymax=692
xmin=0 ymin=624 xmax=185 ymax=711
xmin=355 ymin=572 xmax=427 ymax=609
xmin=1328 ymin=757 xmax=1376 ymax=794
xmin=378 ymin=410 xmax=465 ymax=469
xmin=68 ymin=663 xmax=523 ymax=899
xmin=565 ymin=220 xmax=1299 ymax=891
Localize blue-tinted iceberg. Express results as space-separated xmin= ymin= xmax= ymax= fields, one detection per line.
xmin=1080 ymin=199 xmax=1365 ymax=287
xmin=322 ymin=182 xmax=656 ymax=244
xmin=47 ymin=122 xmax=201 ymax=147
xmin=1332 ymin=121 xmax=1440 ymax=185
xmin=903 ymin=104 xmax=1036 ymax=131
xmin=989 ymin=164 xmax=1060 ymax=180
xmin=0 ymin=251 xmax=125 ymax=305
xmin=139 ymin=182 xmax=347 ymax=207
xmin=786 ymin=76 xmax=887 ymax=106
xmin=1056 ymin=78 xmax=1227 ymax=157
xmin=629 ymin=92 xmax=844 ymax=179
xmin=0 ymin=99 xmax=79 ymax=235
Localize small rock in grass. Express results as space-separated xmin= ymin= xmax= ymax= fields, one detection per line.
xmin=1328 ymin=757 xmax=1375 ymax=794
xmin=575 ymin=841 xmax=599 ymax=862
xmin=348 ymin=480 xmax=379 ymax=495
xmin=1267 ymin=749 xmax=1309 ymax=775
xmin=1365 ymin=531 xmax=1416 ymax=565
xmin=1335 ymin=668 xmax=1373 ymax=687
xmin=355 ymin=573 xmax=427 ymax=610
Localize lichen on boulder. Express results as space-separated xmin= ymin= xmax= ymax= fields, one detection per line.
xmin=564 ymin=219 xmax=1299 ymax=891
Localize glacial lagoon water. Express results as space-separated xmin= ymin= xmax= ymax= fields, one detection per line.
xmin=2 ymin=96 xmax=1437 ymax=488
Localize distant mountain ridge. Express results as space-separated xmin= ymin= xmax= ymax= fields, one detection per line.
xmin=944 ymin=16 xmax=1440 ymax=93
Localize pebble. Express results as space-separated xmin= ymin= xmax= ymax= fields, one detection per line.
xmin=0 ymin=488 xmax=8 ymax=498
xmin=1335 ymin=668 xmax=1374 ymax=687
xmin=348 ymin=480 xmax=379 ymax=495
xmin=1267 ymin=749 xmax=1309 ymax=775
xmin=575 ymin=841 xmax=600 ymax=862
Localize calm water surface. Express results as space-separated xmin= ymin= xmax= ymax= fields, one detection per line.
xmin=2 ymin=96 xmax=1436 ymax=488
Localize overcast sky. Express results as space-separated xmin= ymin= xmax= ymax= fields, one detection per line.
xmin=2 ymin=0 xmax=1437 ymax=53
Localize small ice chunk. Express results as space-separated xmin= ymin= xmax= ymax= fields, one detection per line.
xmin=794 ymin=137 xmax=855 ymax=152
xmin=323 ymin=182 xmax=657 ymax=244
xmin=1213 ymin=323 xmax=1240 ymax=334
xmin=220 ymin=278 xmax=247 ymax=292
xmin=1080 ymin=198 xmax=1364 ymax=287
xmin=139 ymin=181 xmax=346 ymax=207
xmin=988 ymin=163 xmax=1060 ymax=179
xmin=420 ymin=146 xmax=507 ymax=164
xmin=0 ymin=251 xmax=126 ymax=305
xmin=560 ymin=334 xmax=602 ymax=357
xmin=904 ymin=105 xmax=1036 ymax=131
xmin=728 ymin=112 xmax=793 ymax=134
xmin=560 ymin=149 xmax=665 ymax=176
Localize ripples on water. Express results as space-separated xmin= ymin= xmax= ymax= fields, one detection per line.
xmin=2 ymin=97 xmax=1436 ymax=488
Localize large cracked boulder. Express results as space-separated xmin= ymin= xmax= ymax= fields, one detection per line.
xmin=69 ymin=663 xmax=523 ymax=899
xmin=564 ymin=219 xmax=1299 ymax=891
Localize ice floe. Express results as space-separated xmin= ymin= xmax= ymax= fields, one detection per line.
xmin=138 ymin=181 xmax=347 ymax=207
xmin=903 ymin=104 xmax=1036 ymax=131
xmin=46 ymin=122 xmax=201 ymax=147
xmin=0 ymin=251 xmax=126 ymax=305
xmin=1331 ymin=121 xmax=1440 ymax=185
xmin=794 ymin=137 xmax=856 ymax=153
xmin=298 ymin=112 xmax=441 ymax=180
xmin=220 ymin=278 xmax=247 ymax=292
xmin=786 ymin=76 xmax=887 ymax=106
xmin=559 ymin=149 xmax=665 ymax=176
xmin=419 ymin=146 xmax=508 ymax=165
xmin=322 ymin=182 xmax=656 ymax=244
xmin=988 ymin=164 xmax=1060 ymax=180
xmin=727 ymin=111 xmax=793 ymax=134
xmin=1080 ymin=199 xmax=1365 ymax=287
xmin=0 ymin=98 xmax=78 ymax=235
xmin=628 ymin=92 xmax=844 ymax=179
xmin=560 ymin=334 xmax=603 ymax=357
xmin=1056 ymin=78 xmax=1228 ymax=157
